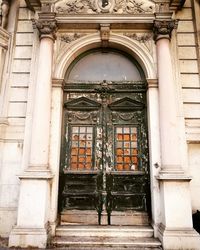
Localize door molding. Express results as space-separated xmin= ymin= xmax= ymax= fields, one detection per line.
xmin=49 ymin=35 xmax=161 ymax=234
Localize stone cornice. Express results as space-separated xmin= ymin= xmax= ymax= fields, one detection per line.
xmin=34 ymin=12 xmax=57 ymax=40
xmin=56 ymin=15 xmax=155 ymax=30
xmin=153 ymin=19 xmax=178 ymax=41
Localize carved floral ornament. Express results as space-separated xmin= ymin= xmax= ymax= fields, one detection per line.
xmin=33 ymin=16 xmax=57 ymax=40
xmin=123 ymin=33 xmax=152 ymax=42
xmin=60 ymin=33 xmax=86 ymax=43
xmin=54 ymin=0 xmax=155 ymax=14
xmin=153 ymin=19 xmax=178 ymax=41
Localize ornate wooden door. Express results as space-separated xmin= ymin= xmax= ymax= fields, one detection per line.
xmin=59 ymin=81 xmax=150 ymax=225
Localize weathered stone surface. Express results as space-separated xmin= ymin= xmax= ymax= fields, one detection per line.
xmin=176 ymin=7 xmax=193 ymax=19
xmin=178 ymin=47 xmax=197 ymax=59
xmin=177 ymin=20 xmax=194 ymax=32
xmin=8 ymin=103 xmax=27 ymax=117
xmin=184 ymin=104 xmax=200 ymax=118
xmin=17 ymin=20 xmax=33 ymax=33
xmin=12 ymin=59 xmax=31 ymax=73
xmin=10 ymin=73 xmax=30 ymax=87
xmin=14 ymin=46 xmax=32 ymax=59
xmin=16 ymin=33 xmax=34 ymax=46
xmin=10 ymin=88 xmax=28 ymax=102
xmin=177 ymin=33 xmax=196 ymax=45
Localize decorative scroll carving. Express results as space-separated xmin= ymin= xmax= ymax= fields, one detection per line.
xmin=55 ymin=0 xmax=97 ymax=14
xmin=60 ymin=33 xmax=87 ymax=43
xmin=55 ymin=0 xmax=155 ymax=14
xmin=153 ymin=19 xmax=178 ymax=41
xmin=66 ymin=111 xmax=99 ymax=123
xmin=114 ymin=0 xmax=154 ymax=14
xmin=95 ymin=80 xmax=115 ymax=99
xmin=55 ymin=33 xmax=88 ymax=63
xmin=34 ymin=13 xmax=57 ymax=40
xmin=123 ymin=32 xmax=153 ymax=53
xmin=124 ymin=33 xmax=152 ymax=42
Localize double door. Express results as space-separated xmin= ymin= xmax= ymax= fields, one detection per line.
xmin=59 ymin=81 xmax=150 ymax=225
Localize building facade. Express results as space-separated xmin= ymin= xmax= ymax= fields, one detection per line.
xmin=0 ymin=0 xmax=200 ymax=249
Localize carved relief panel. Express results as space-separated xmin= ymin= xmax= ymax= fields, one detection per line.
xmin=54 ymin=0 xmax=155 ymax=15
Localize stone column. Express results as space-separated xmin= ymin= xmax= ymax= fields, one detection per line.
xmin=9 ymin=13 xmax=57 ymax=249
xmin=29 ymin=13 xmax=57 ymax=168
xmin=153 ymin=18 xmax=200 ymax=249
xmin=154 ymin=19 xmax=181 ymax=173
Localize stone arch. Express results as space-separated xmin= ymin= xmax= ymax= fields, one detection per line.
xmin=54 ymin=33 xmax=156 ymax=79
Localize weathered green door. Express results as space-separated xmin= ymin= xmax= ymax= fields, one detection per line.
xmin=59 ymin=80 xmax=150 ymax=225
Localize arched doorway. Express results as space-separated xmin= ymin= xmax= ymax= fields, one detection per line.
xmin=59 ymin=49 xmax=151 ymax=226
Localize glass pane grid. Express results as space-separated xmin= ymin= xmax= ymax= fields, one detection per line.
xmin=70 ymin=126 xmax=93 ymax=170
xmin=115 ymin=126 xmax=138 ymax=171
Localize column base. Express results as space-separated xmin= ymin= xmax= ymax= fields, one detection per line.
xmin=9 ymin=227 xmax=48 ymax=248
xmin=158 ymin=224 xmax=200 ymax=250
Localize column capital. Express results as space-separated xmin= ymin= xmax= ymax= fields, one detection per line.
xmin=153 ymin=19 xmax=178 ymax=42
xmin=34 ymin=13 xmax=57 ymax=41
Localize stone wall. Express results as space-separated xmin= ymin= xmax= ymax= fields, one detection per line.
xmin=0 ymin=0 xmax=34 ymax=236
xmin=176 ymin=0 xmax=200 ymax=212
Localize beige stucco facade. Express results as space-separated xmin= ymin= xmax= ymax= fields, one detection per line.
xmin=0 ymin=0 xmax=200 ymax=249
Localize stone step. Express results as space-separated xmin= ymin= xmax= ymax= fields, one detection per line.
xmin=56 ymin=225 xmax=154 ymax=238
xmin=61 ymin=210 xmax=149 ymax=226
xmin=52 ymin=225 xmax=162 ymax=249
xmin=52 ymin=236 xmax=162 ymax=249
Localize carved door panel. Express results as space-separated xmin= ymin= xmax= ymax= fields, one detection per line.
xmin=60 ymin=81 xmax=150 ymax=225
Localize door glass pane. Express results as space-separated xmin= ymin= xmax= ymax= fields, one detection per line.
xmin=115 ymin=126 xmax=138 ymax=171
xmin=70 ymin=126 xmax=93 ymax=170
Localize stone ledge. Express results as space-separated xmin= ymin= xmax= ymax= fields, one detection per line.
xmin=156 ymin=170 xmax=192 ymax=181
xmin=18 ymin=168 xmax=54 ymax=180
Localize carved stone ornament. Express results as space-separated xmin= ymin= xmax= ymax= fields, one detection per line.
xmin=124 ymin=33 xmax=152 ymax=42
xmin=100 ymin=24 xmax=110 ymax=47
xmin=60 ymin=33 xmax=86 ymax=43
xmin=34 ymin=14 xmax=57 ymax=40
xmin=153 ymin=19 xmax=178 ymax=41
xmin=54 ymin=0 xmax=155 ymax=15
